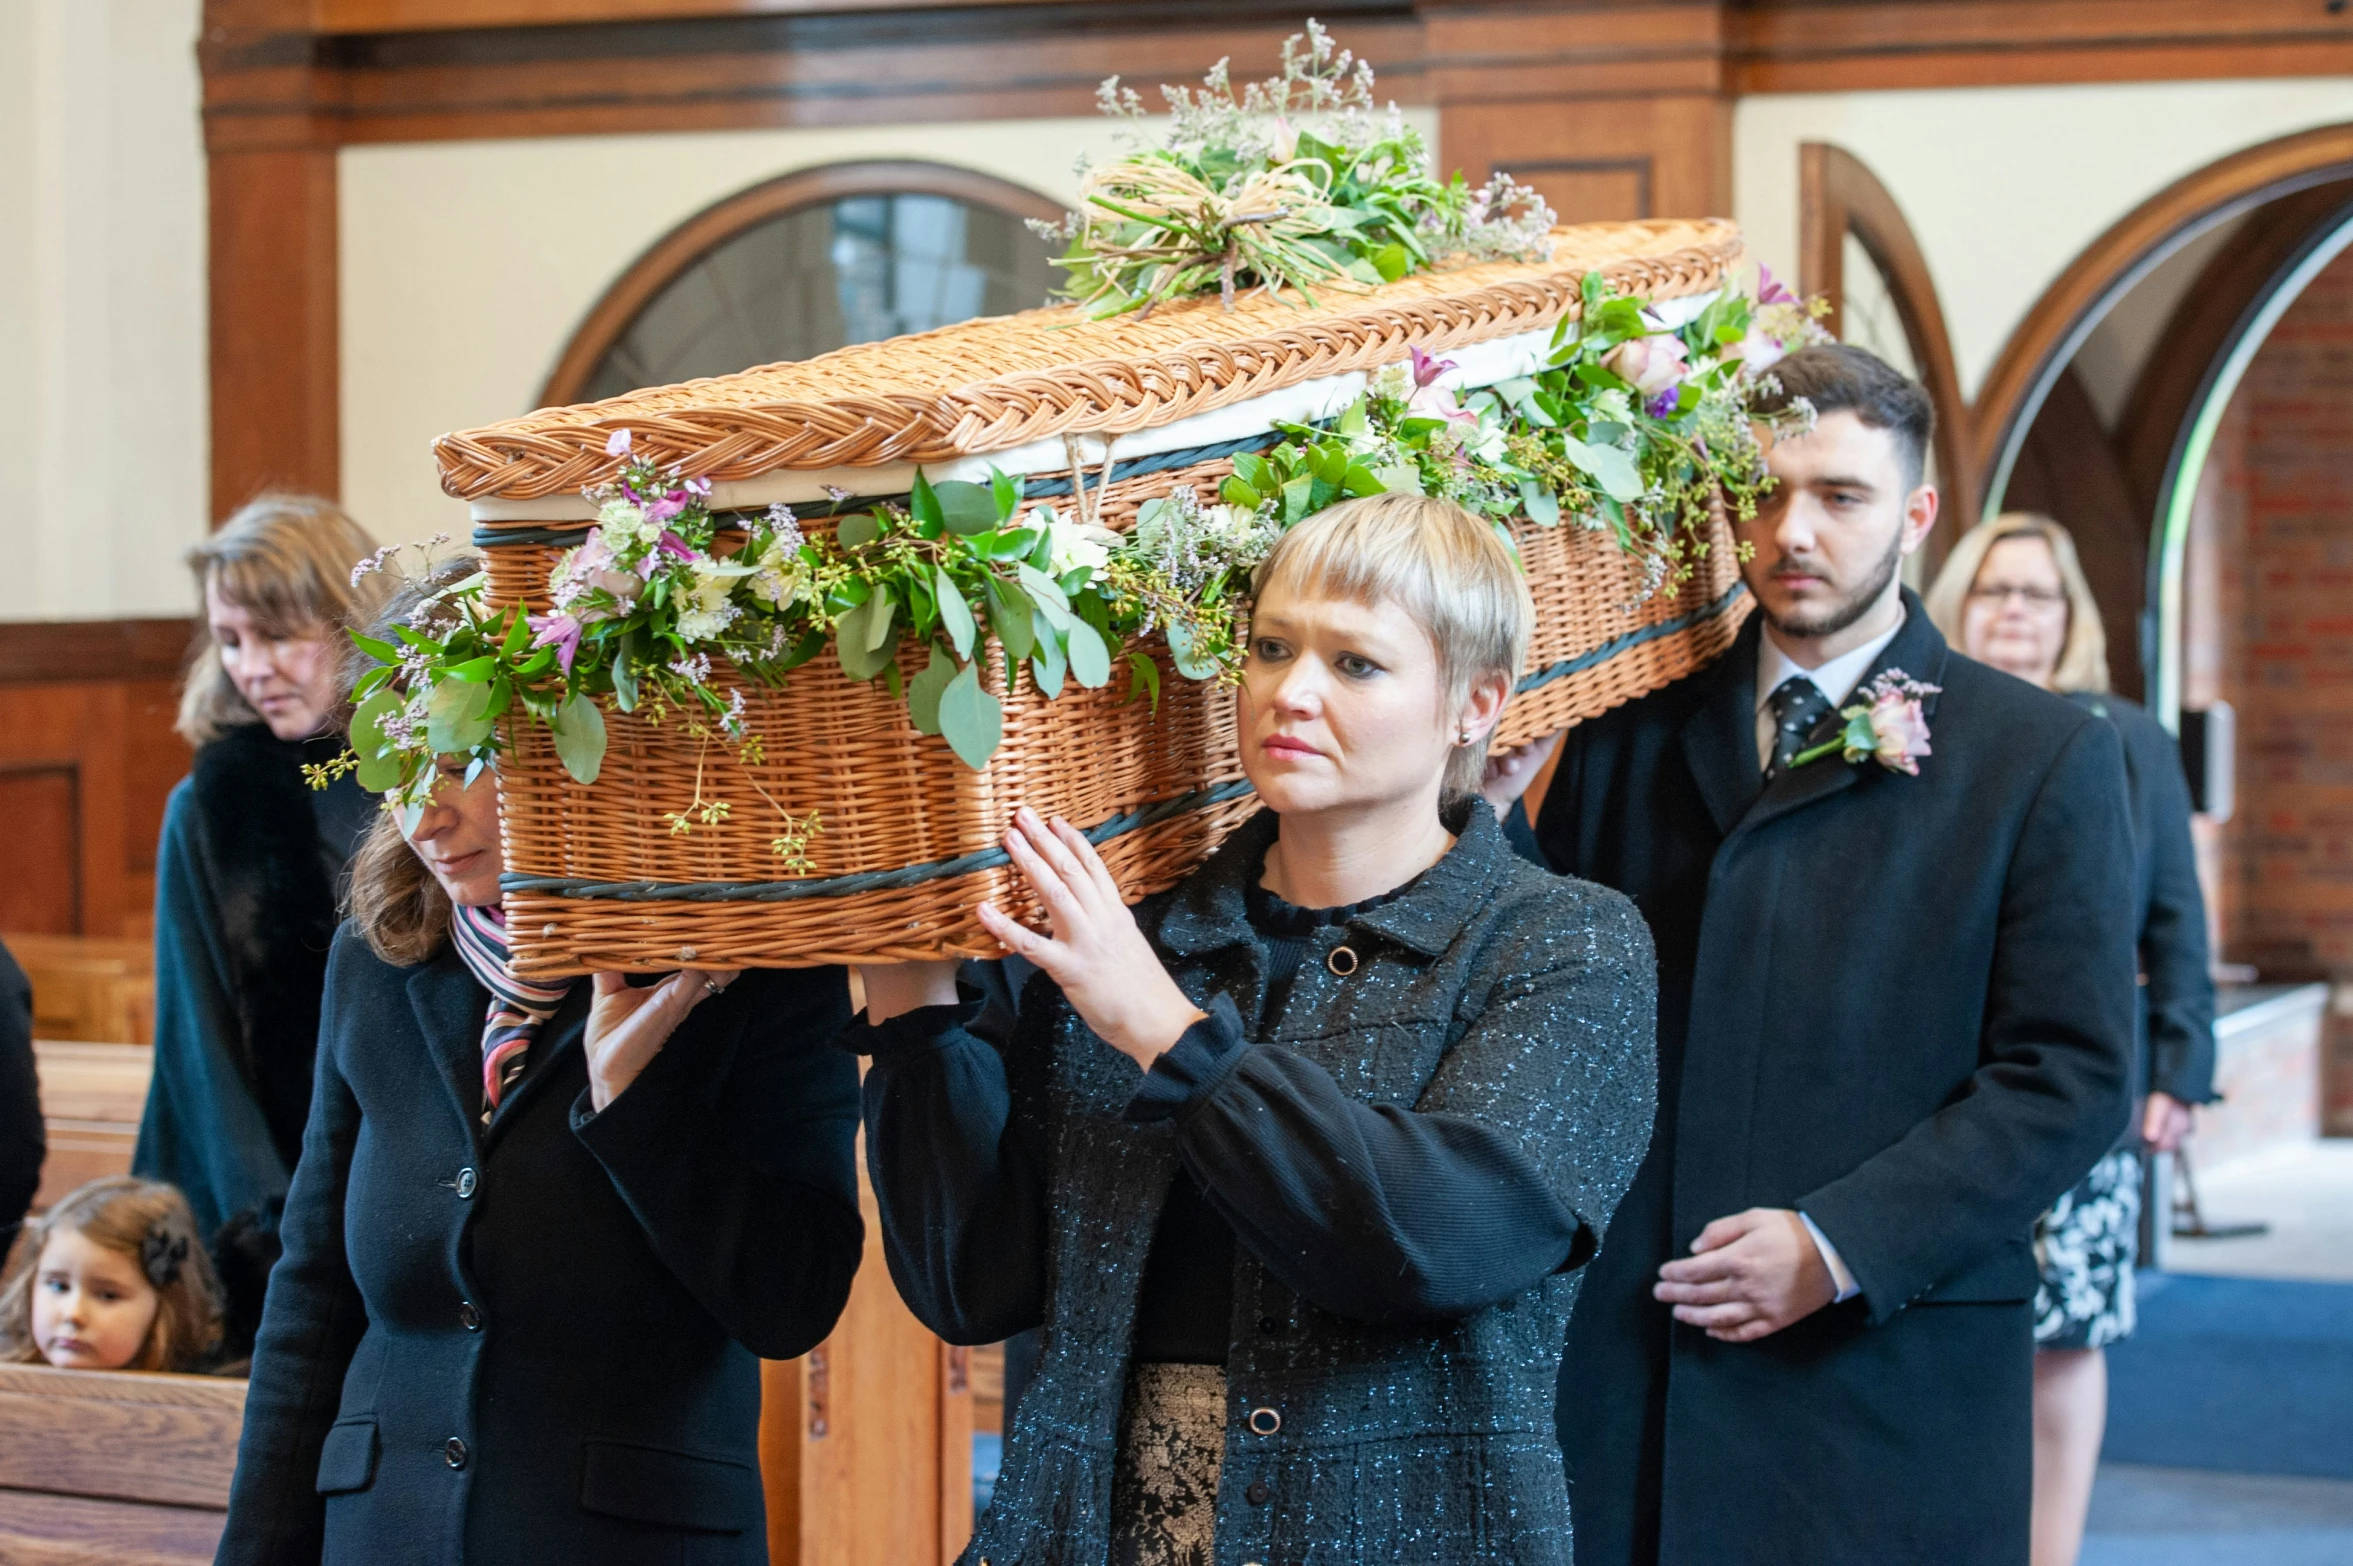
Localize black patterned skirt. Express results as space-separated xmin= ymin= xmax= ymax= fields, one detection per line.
xmin=1108 ymin=1363 xmax=1225 ymax=1566
xmin=2033 ymin=1148 xmax=2141 ymax=1351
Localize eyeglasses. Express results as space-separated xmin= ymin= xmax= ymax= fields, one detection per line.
xmin=1967 ymin=583 xmax=2068 ymax=608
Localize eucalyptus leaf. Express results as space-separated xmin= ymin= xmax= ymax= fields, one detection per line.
xmin=934 ymin=566 xmax=977 ymax=657
xmin=986 ymin=579 xmax=1036 ymax=664
xmin=548 ymin=692 xmax=607 ymax=785
xmin=1066 ymin=618 xmax=1112 ymax=689
xmin=426 ymin=679 xmax=494 ymax=754
xmin=833 ymin=597 xmax=900 ymax=681
xmin=908 ymin=469 xmax=943 ymax=529
xmin=1030 ymin=631 xmax=1067 ymax=701
xmin=611 ymin=640 xmax=639 ymax=712
xmin=934 ymin=480 xmax=1000 ymax=536
xmin=938 ymin=658 xmax=1003 ymax=770
xmin=350 ymin=689 xmax=404 ymax=792
xmin=1519 ymin=478 xmax=1562 ymax=527
xmin=907 ymin=644 xmax=955 ymax=735
xmin=990 ymin=467 xmax=1022 ymax=521
xmin=1560 ymin=435 xmax=1645 ymax=502
xmin=836 ymin=512 xmax=882 ymax=549
xmin=1016 ymin=564 xmax=1074 ymax=631
xmin=863 ymin=589 xmax=899 ymax=652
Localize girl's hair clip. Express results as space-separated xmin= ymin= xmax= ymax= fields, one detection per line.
xmin=140 ymin=1228 xmax=189 ymax=1290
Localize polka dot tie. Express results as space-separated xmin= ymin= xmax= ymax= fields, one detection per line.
xmin=1766 ymin=675 xmax=1835 ymax=784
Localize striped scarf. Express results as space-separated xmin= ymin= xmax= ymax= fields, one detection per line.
xmin=449 ymin=903 xmax=575 ymax=1123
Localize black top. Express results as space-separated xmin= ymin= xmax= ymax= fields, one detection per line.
xmin=1128 ymin=874 xmax=1417 ymax=1364
xmin=2066 ymin=691 xmax=2218 ymax=1117
xmin=0 ymin=940 xmax=40 ymax=1253
xmin=851 ymin=802 xmax=1658 ymax=1566
xmin=217 ymin=933 xmax=863 ymax=1566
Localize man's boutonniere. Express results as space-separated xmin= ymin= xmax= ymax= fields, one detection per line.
xmin=1791 ymin=670 xmax=1940 ymax=776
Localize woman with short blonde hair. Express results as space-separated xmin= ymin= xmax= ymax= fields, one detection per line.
xmin=135 ymin=494 xmax=390 ymax=1360
xmin=1926 ymin=513 xmax=2216 ymax=1566
xmin=757 ymin=491 xmax=1659 ymax=1564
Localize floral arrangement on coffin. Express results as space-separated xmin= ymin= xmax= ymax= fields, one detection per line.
xmin=1034 ymin=22 xmax=1557 ymax=317
xmin=316 ymin=265 xmax=1827 ymax=846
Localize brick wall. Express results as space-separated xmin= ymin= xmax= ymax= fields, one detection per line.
xmin=2187 ymin=243 xmax=2353 ymax=1133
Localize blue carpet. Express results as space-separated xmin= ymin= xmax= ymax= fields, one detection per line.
xmin=2102 ymin=1273 xmax=2353 ymax=1480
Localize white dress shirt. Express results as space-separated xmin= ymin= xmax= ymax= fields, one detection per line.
xmin=1747 ymin=607 xmax=1906 ymax=1303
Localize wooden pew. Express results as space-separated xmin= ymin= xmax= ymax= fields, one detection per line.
xmin=0 ymin=1363 xmax=243 ymax=1565
xmin=30 ymin=1039 xmax=150 ymax=1210
xmin=7 ymin=934 xmax=154 ymax=1047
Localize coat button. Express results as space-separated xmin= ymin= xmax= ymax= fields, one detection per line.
xmin=444 ymin=1437 xmax=469 ymax=1469
xmin=455 ymin=1167 xmax=477 ymax=1199
xmin=1245 ymin=1479 xmax=1271 ymax=1505
xmin=1257 ymin=1315 xmax=1281 ymax=1336
xmin=1247 ymin=1407 xmax=1281 ymax=1436
xmin=458 ymin=1301 xmax=481 ymax=1331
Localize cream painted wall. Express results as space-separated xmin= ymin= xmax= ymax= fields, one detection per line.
xmin=339 ymin=108 xmax=1442 ymax=550
xmin=1734 ymin=77 xmax=2353 ymax=404
xmin=0 ymin=0 xmax=208 ymax=621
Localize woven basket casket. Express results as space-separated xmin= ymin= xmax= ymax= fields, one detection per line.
xmin=437 ymin=219 xmax=1752 ymax=978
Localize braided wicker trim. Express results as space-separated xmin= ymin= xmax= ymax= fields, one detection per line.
xmin=500 ymin=779 xmax=1257 ymax=904
xmin=436 ymin=219 xmax=1741 ymax=501
xmin=1517 ymin=579 xmax=1749 ymax=696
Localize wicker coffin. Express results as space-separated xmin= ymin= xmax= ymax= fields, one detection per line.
xmin=440 ymin=219 xmax=1751 ymax=977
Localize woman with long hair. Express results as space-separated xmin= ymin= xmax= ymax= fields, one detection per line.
xmin=135 ymin=495 xmax=389 ymax=1355
xmin=217 ymin=558 xmax=865 ymax=1564
xmin=1927 ymin=512 xmax=2217 ymax=1566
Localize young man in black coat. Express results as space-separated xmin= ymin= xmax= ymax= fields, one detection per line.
xmin=1492 ymin=345 xmax=2138 ymax=1566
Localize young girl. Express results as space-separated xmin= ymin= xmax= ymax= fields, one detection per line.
xmin=0 ymin=1176 xmax=227 ymax=1373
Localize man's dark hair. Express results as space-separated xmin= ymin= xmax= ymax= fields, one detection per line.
xmin=1754 ymin=343 xmax=1935 ymax=491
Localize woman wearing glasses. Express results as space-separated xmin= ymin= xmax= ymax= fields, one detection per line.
xmin=1926 ymin=513 xmax=2217 ymax=1566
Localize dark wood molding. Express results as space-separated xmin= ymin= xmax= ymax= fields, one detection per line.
xmin=1798 ymin=141 xmax=1977 ymax=562
xmin=1730 ymin=1 xmax=2353 ymax=95
xmin=1974 ymin=121 xmax=2353 ymax=520
xmin=209 ymin=148 xmax=340 ymax=517
xmin=0 ymin=622 xmax=199 ymax=687
xmin=537 ymin=160 xmax=1070 ymax=410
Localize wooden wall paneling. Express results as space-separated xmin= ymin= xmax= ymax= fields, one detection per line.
xmin=759 ymin=1141 xmax=974 ymax=1565
xmin=1730 ymin=1 xmax=2353 ymax=94
xmin=208 ymin=148 xmax=340 ymax=517
xmin=1974 ymin=122 xmax=2353 ymax=522
xmin=1441 ymin=93 xmax=1731 ymax=223
xmin=1798 ymin=142 xmax=1978 ymax=560
xmin=1416 ymin=1 xmax=1729 ymax=103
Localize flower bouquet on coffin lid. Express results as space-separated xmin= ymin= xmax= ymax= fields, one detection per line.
xmin=375 ymin=28 xmax=1825 ymax=978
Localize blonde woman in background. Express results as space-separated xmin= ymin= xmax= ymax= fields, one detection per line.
xmin=133 ymin=496 xmax=390 ymax=1362
xmin=1926 ymin=513 xmax=2218 ymax=1566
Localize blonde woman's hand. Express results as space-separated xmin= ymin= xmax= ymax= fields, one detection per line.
xmin=584 ymin=968 xmax=738 ymax=1112
xmin=975 ymin=807 xmax=1204 ymax=1071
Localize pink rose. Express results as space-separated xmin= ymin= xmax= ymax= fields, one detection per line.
xmin=1865 ymin=689 xmax=1932 ymax=776
xmin=1602 ymin=334 xmax=1688 ymax=397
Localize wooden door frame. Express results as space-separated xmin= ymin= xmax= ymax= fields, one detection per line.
xmin=1797 ymin=141 xmax=1977 ymax=564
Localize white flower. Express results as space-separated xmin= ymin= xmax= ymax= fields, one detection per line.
xmin=749 ymin=537 xmax=811 ymax=609
xmin=1368 ymin=364 xmax=1413 ymax=402
xmin=674 ymin=567 xmax=740 ymax=642
xmin=1041 ymin=509 xmax=1117 ymax=578
xmin=596 ymin=498 xmax=647 ymax=547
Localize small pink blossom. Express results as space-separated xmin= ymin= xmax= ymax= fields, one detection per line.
xmin=604 ymin=428 xmax=633 ymax=457
xmin=1756 ymin=264 xmax=1799 ymax=306
xmin=1602 ymin=334 xmax=1688 ymax=397
xmin=1732 ymin=324 xmax=1788 ymax=372
xmin=653 ymin=529 xmax=699 ymax=563
xmin=1409 ymin=344 xmax=1456 ymax=388
xmin=1404 ymin=345 xmax=1476 ymax=424
xmin=527 ymin=610 xmax=583 ymax=673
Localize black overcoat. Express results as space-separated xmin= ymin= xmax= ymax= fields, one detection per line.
xmin=1518 ymin=593 xmax=2137 ymax=1566
xmin=216 ymin=928 xmax=863 ymax=1566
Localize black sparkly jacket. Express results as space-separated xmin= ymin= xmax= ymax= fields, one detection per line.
xmin=858 ymin=802 xmax=1658 ymax=1566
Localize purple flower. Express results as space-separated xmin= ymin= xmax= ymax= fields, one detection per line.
xmin=644 ymin=490 xmax=689 ymax=525
xmin=654 ymin=530 xmax=699 ymax=564
xmin=1408 ymin=344 xmax=1457 ymax=389
xmin=528 ymin=610 xmax=583 ymax=673
xmin=685 ymin=476 xmax=712 ymax=498
xmin=604 ymin=428 xmax=633 ymax=457
xmin=1757 ymin=264 xmax=1799 ymax=306
xmin=1647 ymin=387 xmax=1683 ymax=419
